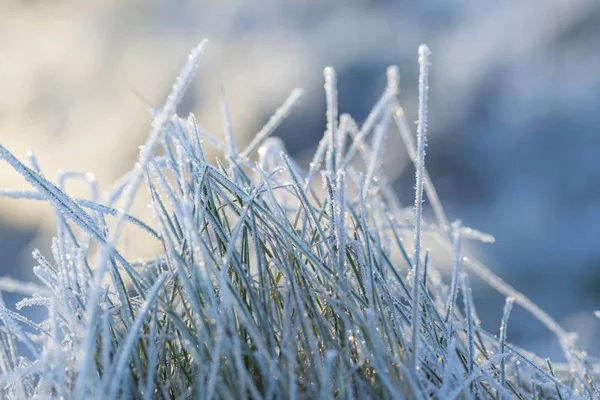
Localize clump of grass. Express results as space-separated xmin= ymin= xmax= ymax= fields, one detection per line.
xmin=0 ymin=40 xmax=597 ymax=399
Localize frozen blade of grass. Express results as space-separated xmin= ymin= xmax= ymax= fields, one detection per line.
xmin=335 ymin=113 xmax=350 ymax=169
xmin=358 ymin=175 xmax=375 ymax=306
xmin=0 ymin=146 xmax=101 ymax=237
xmin=344 ymin=116 xmax=402 ymax=212
xmin=168 ymin=116 xmax=197 ymax=165
xmin=0 ymin=189 xmax=159 ymax=239
xmin=459 ymin=226 xmax=495 ymax=244
xmin=303 ymin=134 xmax=328 ymax=194
xmin=358 ymin=65 xmax=397 ymax=198
xmin=0 ymin=306 xmax=39 ymax=359
xmin=143 ymin=309 xmax=158 ymax=400
xmin=186 ymin=113 xmax=205 ymax=163
xmin=191 ymin=125 xmax=230 ymax=155
xmin=0 ymin=189 xmax=44 ymax=200
xmin=0 ymin=147 xmax=148 ymax=296
xmin=460 ymin=273 xmax=475 ymax=378
xmin=321 ymin=170 xmax=337 ymax=259
xmin=100 ymin=305 xmax=112 ymax=391
xmin=48 ymin=298 xmax=66 ymax=398
xmin=324 ymin=66 xmax=338 ymax=175
xmin=175 ymin=139 xmax=189 ymax=198
xmin=167 ymin=250 xmax=203 ymax=332
xmin=362 ymin=108 xmax=390 ymax=196
xmin=75 ymin=199 xmax=159 ymax=239
xmin=241 ymin=88 xmax=304 ymax=160
xmin=386 ymin=221 xmax=494 ymax=243
xmin=219 ymin=89 xmax=237 ymax=159
xmin=411 ymin=44 xmax=431 ymax=370
xmin=444 ymin=220 xmax=462 ymax=342
xmin=546 ymin=359 xmax=565 ymax=400
xmin=0 ymin=278 xmax=50 ymax=296
xmin=334 ymin=169 xmax=347 ymax=279
xmin=439 ymin=338 xmax=459 ymax=396
xmin=223 ymin=175 xmax=272 ymax=266
xmin=500 ymin=297 xmax=515 ymax=390
xmin=0 ymin=305 xmax=50 ymax=337
xmin=15 ymin=297 xmax=50 ymax=310
xmin=342 ymin=88 xmax=396 ymax=168
xmin=386 ymin=65 xmax=400 ymax=95
xmin=105 ymin=168 xmax=137 ymax=206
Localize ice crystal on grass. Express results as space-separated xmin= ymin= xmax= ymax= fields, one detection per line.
xmin=0 ymin=40 xmax=598 ymax=399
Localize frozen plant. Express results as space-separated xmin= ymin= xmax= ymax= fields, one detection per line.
xmin=0 ymin=40 xmax=598 ymax=399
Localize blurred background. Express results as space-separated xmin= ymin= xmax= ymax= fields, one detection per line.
xmin=1 ymin=0 xmax=599 ymax=360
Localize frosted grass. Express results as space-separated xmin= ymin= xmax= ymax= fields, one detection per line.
xmin=0 ymin=40 xmax=597 ymax=399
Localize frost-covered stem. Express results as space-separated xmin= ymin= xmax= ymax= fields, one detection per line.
xmin=335 ymin=169 xmax=346 ymax=277
xmin=324 ymin=66 xmax=338 ymax=178
xmin=241 ymin=88 xmax=304 ymax=160
xmin=363 ymin=111 xmax=389 ymax=197
xmin=445 ymin=220 xmax=462 ymax=342
xmin=386 ymin=65 xmax=400 ymax=95
xmin=500 ymin=297 xmax=515 ymax=390
xmin=390 ymin=100 xmax=450 ymax=235
xmin=220 ymin=89 xmax=237 ymax=159
xmin=49 ymin=298 xmax=66 ymax=398
xmin=411 ymin=44 xmax=430 ymax=370
xmin=460 ymin=273 xmax=475 ymax=376
xmin=342 ymin=90 xmax=395 ymax=168
xmin=187 ymin=113 xmax=205 ymax=163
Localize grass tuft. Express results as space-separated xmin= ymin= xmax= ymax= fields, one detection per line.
xmin=0 ymin=41 xmax=597 ymax=399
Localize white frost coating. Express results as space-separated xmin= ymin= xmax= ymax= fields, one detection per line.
xmin=411 ymin=43 xmax=430 ymax=370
